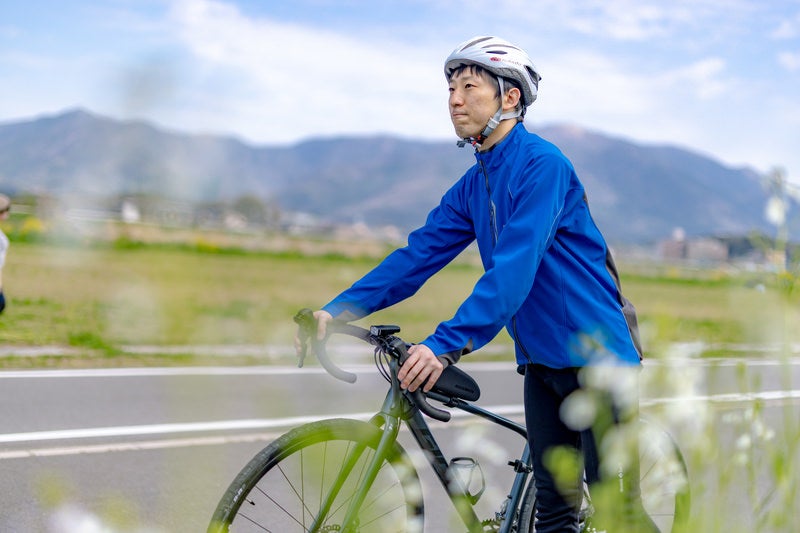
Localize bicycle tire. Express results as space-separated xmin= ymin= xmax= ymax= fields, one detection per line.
xmin=517 ymin=419 xmax=690 ymax=532
xmin=639 ymin=418 xmax=690 ymax=532
xmin=208 ymin=418 xmax=424 ymax=533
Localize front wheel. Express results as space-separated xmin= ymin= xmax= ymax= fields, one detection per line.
xmin=208 ymin=418 xmax=424 ymax=533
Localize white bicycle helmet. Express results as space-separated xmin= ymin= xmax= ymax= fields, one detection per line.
xmin=445 ymin=36 xmax=541 ymax=107
xmin=445 ymin=36 xmax=542 ymax=146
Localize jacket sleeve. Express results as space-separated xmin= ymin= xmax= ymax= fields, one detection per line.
xmin=421 ymin=153 xmax=572 ymax=362
xmin=323 ymin=178 xmax=476 ymax=322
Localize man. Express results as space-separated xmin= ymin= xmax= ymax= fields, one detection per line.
xmin=297 ymin=36 xmax=655 ymax=532
xmin=0 ymin=194 xmax=10 ymax=314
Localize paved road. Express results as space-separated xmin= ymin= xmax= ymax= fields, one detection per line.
xmin=1 ymin=356 xmax=798 ymax=532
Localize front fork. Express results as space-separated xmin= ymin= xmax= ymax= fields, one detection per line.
xmin=310 ymin=361 xmax=407 ymax=533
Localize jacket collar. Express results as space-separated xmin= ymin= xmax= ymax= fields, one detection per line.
xmin=474 ymin=122 xmax=524 ymax=166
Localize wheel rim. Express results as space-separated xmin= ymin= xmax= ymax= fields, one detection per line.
xmin=224 ymin=425 xmax=422 ymax=532
xmin=639 ymin=420 xmax=690 ymax=532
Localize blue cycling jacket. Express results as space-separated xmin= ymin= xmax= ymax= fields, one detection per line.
xmin=323 ymin=123 xmax=642 ymax=368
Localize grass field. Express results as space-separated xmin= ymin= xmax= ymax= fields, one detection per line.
xmin=0 ymin=237 xmax=798 ymax=367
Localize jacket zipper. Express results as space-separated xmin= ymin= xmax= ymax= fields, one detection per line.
xmin=479 ymin=155 xmax=533 ymax=365
xmin=478 ymin=157 xmax=498 ymax=246
xmin=512 ymin=316 xmax=533 ymax=364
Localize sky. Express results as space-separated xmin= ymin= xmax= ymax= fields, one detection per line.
xmin=1 ymin=0 xmax=799 ymax=185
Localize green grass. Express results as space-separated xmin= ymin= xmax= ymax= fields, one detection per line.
xmin=621 ymin=271 xmax=799 ymax=351
xmin=0 ymin=241 xmax=482 ymax=362
xmin=0 ymin=240 xmax=798 ymax=367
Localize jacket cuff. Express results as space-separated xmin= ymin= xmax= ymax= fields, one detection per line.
xmin=422 ymin=338 xmax=474 ymax=366
xmin=321 ymin=302 xmax=362 ymax=322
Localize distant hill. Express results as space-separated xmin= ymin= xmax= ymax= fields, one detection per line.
xmin=0 ymin=108 xmax=793 ymax=244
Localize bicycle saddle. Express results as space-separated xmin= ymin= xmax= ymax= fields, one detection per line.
xmin=430 ymin=364 xmax=481 ymax=401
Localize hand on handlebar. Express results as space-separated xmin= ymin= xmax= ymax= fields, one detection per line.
xmin=294 ymin=309 xmax=333 ymax=357
xmin=398 ymin=344 xmax=444 ymax=393
xmin=292 ymin=308 xmax=451 ymax=421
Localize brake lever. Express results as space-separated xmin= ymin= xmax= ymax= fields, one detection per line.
xmin=293 ymin=308 xmax=314 ymax=368
xmin=297 ymin=341 xmax=307 ymax=368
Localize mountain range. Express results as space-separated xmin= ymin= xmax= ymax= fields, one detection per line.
xmin=0 ymin=108 xmax=793 ymax=244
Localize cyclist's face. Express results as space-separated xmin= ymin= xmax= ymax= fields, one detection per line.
xmin=448 ymin=69 xmax=500 ymax=139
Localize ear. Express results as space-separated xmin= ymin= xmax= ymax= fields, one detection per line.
xmin=503 ymin=87 xmax=521 ymax=111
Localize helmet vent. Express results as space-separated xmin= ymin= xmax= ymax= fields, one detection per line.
xmin=461 ymin=36 xmax=492 ymax=51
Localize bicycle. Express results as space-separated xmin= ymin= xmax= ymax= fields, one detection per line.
xmin=208 ymin=309 xmax=690 ymax=532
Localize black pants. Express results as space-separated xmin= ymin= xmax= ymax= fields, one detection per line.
xmin=0 ymin=291 xmax=5 ymax=314
xmin=523 ymin=364 xmax=659 ymax=533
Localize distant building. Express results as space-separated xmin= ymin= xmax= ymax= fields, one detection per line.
xmin=121 ymin=200 xmax=141 ymax=223
xmin=659 ymin=238 xmax=687 ymax=261
xmin=659 ymin=227 xmax=687 ymax=261
xmin=686 ymin=238 xmax=728 ymax=262
xmin=658 ymin=227 xmax=728 ymax=263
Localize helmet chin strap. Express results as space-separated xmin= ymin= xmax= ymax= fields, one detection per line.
xmin=457 ymin=77 xmax=522 ymax=149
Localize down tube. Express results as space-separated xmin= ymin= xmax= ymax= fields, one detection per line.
xmin=406 ymin=409 xmax=484 ymax=532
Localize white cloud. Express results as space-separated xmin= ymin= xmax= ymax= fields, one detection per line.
xmin=533 ymin=50 xmax=652 ymax=121
xmin=778 ymin=50 xmax=800 ymax=71
xmin=531 ymin=50 xmax=731 ymax=133
xmin=669 ymin=57 xmax=729 ymax=99
xmin=505 ymin=0 xmax=756 ymax=44
xmin=564 ymin=1 xmax=690 ymax=41
xmin=165 ymin=0 xmax=447 ymax=142
xmin=771 ymin=14 xmax=800 ymax=39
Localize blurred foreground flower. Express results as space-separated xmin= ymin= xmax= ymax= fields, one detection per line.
xmin=48 ymin=503 xmax=106 ymax=533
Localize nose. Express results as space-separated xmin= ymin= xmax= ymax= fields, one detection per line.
xmin=449 ymin=88 xmax=464 ymax=108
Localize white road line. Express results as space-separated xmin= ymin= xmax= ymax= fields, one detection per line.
xmin=0 ymin=415 xmax=367 ymax=444
xmin=2 ymin=387 xmax=800 ymax=460
xmin=5 ymin=387 xmax=799 ymax=448
xmin=0 ymin=365 xmax=376 ymax=379
xmin=642 ymin=388 xmax=800 ymax=406
xmin=0 ymin=405 xmax=526 ymax=446
xmin=0 ymin=406 xmax=526 ymax=460
xmin=0 ymin=412 xmax=526 ymax=461
xmin=0 ymin=432 xmax=288 ymax=460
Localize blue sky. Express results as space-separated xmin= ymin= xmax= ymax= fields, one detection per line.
xmin=1 ymin=0 xmax=799 ymax=184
